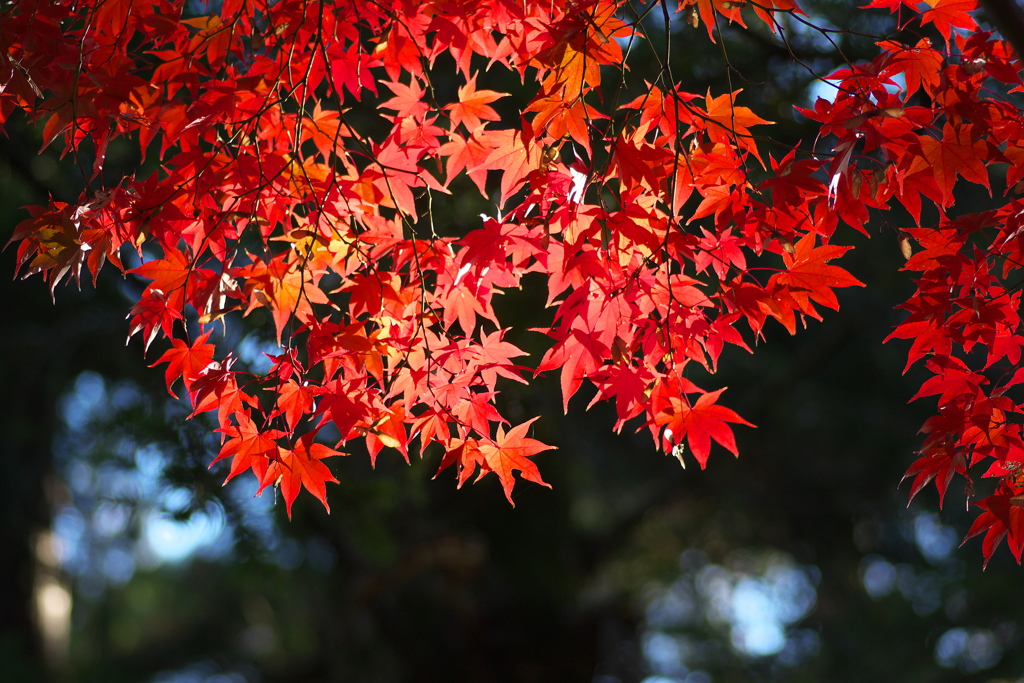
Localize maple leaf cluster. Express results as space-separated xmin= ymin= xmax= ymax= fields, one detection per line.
xmin=4 ymin=0 xmax=1024 ymax=564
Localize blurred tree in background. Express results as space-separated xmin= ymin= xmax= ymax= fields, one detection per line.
xmin=5 ymin=1 xmax=1024 ymax=682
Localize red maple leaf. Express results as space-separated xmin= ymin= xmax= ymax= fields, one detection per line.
xmin=919 ymin=0 xmax=977 ymax=42
xmin=470 ymin=329 xmax=529 ymax=391
xmin=654 ymin=386 xmax=754 ymax=468
xmin=471 ymin=125 xmax=539 ymax=205
xmin=435 ymin=437 xmax=488 ymax=489
xmin=211 ymin=412 xmax=284 ymax=485
xmin=438 ymin=130 xmax=493 ymax=194
xmin=536 ymin=328 xmax=609 ymax=412
xmin=588 ymin=363 xmax=651 ymax=431
xmin=963 ymin=490 xmax=1024 ymax=567
xmin=901 ymin=445 xmax=967 ymax=506
xmin=444 ymin=74 xmax=507 ymax=132
xmin=769 ymin=232 xmax=865 ymax=316
xmin=274 ymin=379 xmax=315 ymax=433
xmin=916 ymin=123 xmax=989 ymax=207
xmin=151 ymin=330 xmax=217 ymax=397
xmin=189 ymin=358 xmax=258 ymax=427
xmin=380 ymin=78 xmax=431 ymax=120
xmin=878 ymin=38 xmax=943 ymax=98
xmin=911 ymin=355 xmax=988 ymax=406
xmin=13 ymin=0 xmax=1024 ymax=565
xmin=127 ymin=288 xmax=185 ymax=351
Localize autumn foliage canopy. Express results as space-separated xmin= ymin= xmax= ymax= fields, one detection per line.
xmin=6 ymin=0 xmax=1024 ymax=564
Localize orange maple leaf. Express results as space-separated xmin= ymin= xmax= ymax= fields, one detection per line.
xmin=525 ymin=93 xmax=605 ymax=152
xmin=238 ymin=253 xmax=330 ymax=344
xmin=703 ymin=89 xmax=771 ymax=165
xmin=477 ymin=418 xmax=554 ymax=505
xmin=262 ymin=432 xmax=343 ymax=518
xmin=687 ymin=0 xmax=747 ymax=42
xmin=130 ymin=244 xmax=192 ymax=310
xmin=300 ymin=102 xmax=355 ymax=157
